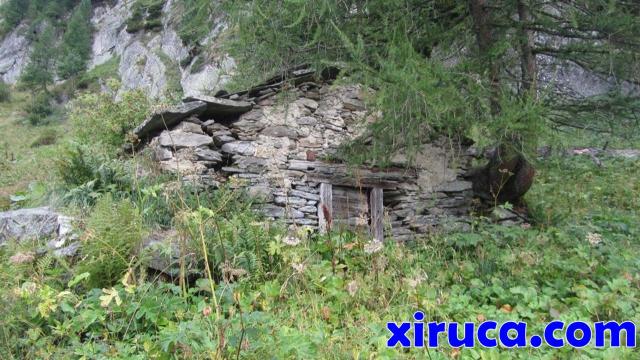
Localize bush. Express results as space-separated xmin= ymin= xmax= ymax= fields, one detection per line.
xmin=126 ymin=0 xmax=164 ymax=33
xmin=55 ymin=144 xmax=132 ymax=206
xmin=76 ymin=195 xmax=146 ymax=288
xmin=0 ymin=81 xmax=11 ymax=102
xmin=69 ymin=88 xmax=151 ymax=151
xmin=26 ymin=92 xmax=54 ymax=125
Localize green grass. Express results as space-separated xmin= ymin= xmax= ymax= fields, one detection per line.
xmin=0 ymin=152 xmax=638 ymax=358
xmin=0 ymin=91 xmax=68 ymax=204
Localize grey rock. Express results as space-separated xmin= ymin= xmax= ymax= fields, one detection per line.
xmin=221 ymin=141 xmax=256 ymax=156
xmin=194 ymin=147 xmax=223 ymax=162
xmin=134 ymin=101 xmax=207 ymax=140
xmin=53 ymin=242 xmax=80 ymax=257
xmin=274 ymin=196 xmax=307 ymax=206
xmin=434 ymin=180 xmax=472 ymax=193
xmin=342 ymin=98 xmax=365 ymax=111
xmin=0 ymin=25 xmax=31 ymax=84
xmin=261 ymin=126 xmax=299 ymax=139
xmin=0 ymin=207 xmax=59 ymax=244
xmin=288 ymin=190 xmax=320 ymax=201
xmin=296 ymin=116 xmax=317 ymax=125
xmin=235 ymin=156 xmax=267 ymax=171
xmin=299 ymin=206 xmax=317 ymax=213
xmin=213 ymin=134 xmax=236 ymax=146
xmin=296 ymin=98 xmax=319 ymax=111
xmin=246 ymin=185 xmax=273 ymax=202
xmin=259 ymin=205 xmax=304 ymax=219
xmin=174 ymin=121 xmax=205 ymax=134
xmin=184 ymin=116 xmax=204 ymax=125
xmin=290 ymin=218 xmax=317 ymax=226
xmin=158 ymin=130 xmax=213 ymax=149
xmin=154 ymin=146 xmax=173 ymax=161
xmin=183 ymin=95 xmax=252 ymax=118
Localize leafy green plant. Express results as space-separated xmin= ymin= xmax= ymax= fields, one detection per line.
xmin=76 ymin=195 xmax=146 ymax=288
xmin=25 ymin=92 xmax=54 ymax=126
xmin=69 ymin=88 xmax=151 ymax=151
xmin=55 ymin=144 xmax=132 ymax=206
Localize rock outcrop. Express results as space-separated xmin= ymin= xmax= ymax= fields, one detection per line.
xmin=0 ymin=207 xmax=79 ymax=256
xmin=0 ymin=25 xmax=31 ymax=84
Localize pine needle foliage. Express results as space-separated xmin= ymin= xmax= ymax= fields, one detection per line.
xmin=226 ymin=0 xmax=640 ymax=164
xmin=224 ymin=0 xmax=497 ymax=165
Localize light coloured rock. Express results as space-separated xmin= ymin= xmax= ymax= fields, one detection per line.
xmin=434 ymin=180 xmax=473 ymax=193
xmin=154 ymin=146 xmax=173 ymax=161
xmin=194 ymin=147 xmax=223 ymax=162
xmin=0 ymin=25 xmax=31 ymax=84
xmin=183 ymin=95 xmax=253 ymax=118
xmin=158 ymin=130 xmax=213 ymax=149
xmin=296 ymin=98 xmax=319 ymax=111
xmin=159 ymin=158 xmax=207 ymax=174
xmin=261 ymin=126 xmax=299 ymax=139
xmin=342 ymin=98 xmax=365 ymax=111
xmin=0 ymin=208 xmax=59 ymax=244
xmin=174 ymin=121 xmax=205 ymax=134
xmin=0 ymin=208 xmax=79 ymax=256
xmin=221 ymin=141 xmax=256 ymax=156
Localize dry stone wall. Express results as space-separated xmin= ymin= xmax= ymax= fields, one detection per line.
xmin=137 ymin=73 xmax=475 ymax=241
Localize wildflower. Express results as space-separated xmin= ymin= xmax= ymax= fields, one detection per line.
xmin=9 ymin=252 xmax=35 ymax=265
xmin=586 ymin=232 xmax=603 ymax=246
xmin=346 ymin=280 xmax=359 ymax=297
xmin=292 ymin=262 xmax=306 ymax=274
xmin=364 ymin=240 xmax=383 ymax=254
xmin=282 ymin=235 xmax=301 ymax=246
xmin=520 ymin=223 xmax=531 ymax=229
xmin=202 ymin=306 xmax=212 ymax=317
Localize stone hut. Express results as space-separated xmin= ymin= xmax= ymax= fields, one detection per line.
xmin=133 ymin=68 xmax=475 ymax=241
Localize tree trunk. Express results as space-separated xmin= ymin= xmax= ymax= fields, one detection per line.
xmin=517 ymin=0 xmax=537 ymax=98
xmin=469 ymin=0 xmax=501 ymax=115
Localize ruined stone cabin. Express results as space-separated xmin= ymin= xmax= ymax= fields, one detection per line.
xmin=133 ymin=68 xmax=475 ymax=241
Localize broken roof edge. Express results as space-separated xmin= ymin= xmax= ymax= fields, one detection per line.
xmin=131 ymin=65 xmax=341 ymax=145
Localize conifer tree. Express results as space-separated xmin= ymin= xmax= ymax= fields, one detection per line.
xmin=58 ymin=0 xmax=93 ymax=79
xmin=21 ymin=24 xmax=57 ymax=94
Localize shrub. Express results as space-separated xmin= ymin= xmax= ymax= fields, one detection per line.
xmin=55 ymin=144 xmax=132 ymax=206
xmin=69 ymin=89 xmax=151 ymax=150
xmin=76 ymin=195 xmax=146 ymax=288
xmin=0 ymin=80 xmax=11 ymax=102
xmin=26 ymin=92 xmax=54 ymax=125
xmin=126 ymin=0 xmax=164 ymax=33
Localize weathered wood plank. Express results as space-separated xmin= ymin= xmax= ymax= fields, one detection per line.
xmin=318 ymin=183 xmax=332 ymax=234
xmin=370 ymin=188 xmax=384 ymax=242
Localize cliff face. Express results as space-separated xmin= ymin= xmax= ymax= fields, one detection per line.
xmin=0 ymin=0 xmax=234 ymax=98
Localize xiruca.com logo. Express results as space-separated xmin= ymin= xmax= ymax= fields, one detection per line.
xmin=387 ymin=312 xmax=636 ymax=348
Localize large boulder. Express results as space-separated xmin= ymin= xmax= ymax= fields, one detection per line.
xmin=0 ymin=208 xmax=79 ymax=256
xmin=0 ymin=207 xmax=59 ymax=244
